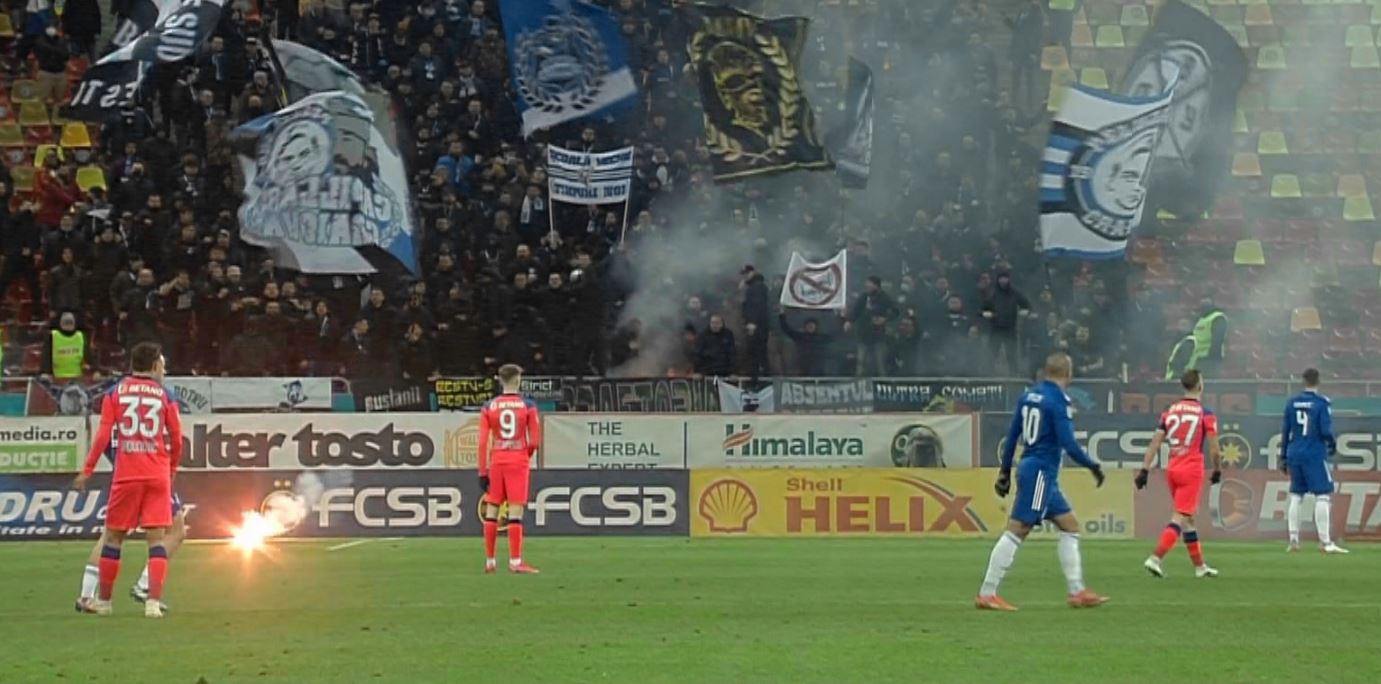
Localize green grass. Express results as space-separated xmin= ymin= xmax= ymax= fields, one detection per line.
xmin=1 ymin=538 xmax=1378 ymax=684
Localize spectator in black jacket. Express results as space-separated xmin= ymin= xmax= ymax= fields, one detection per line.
xmin=399 ymin=322 xmax=436 ymax=380
xmin=0 ymin=202 xmax=42 ymax=311
xmin=34 ymin=26 xmax=69 ymax=107
xmin=695 ymin=314 xmax=736 ymax=377
xmin=740 ymin=265 xmax=769 ymax=332
xmin=981 ymin=271 xmax=1031 ymax=375
xmin=779 ymin=312 xmax=830 ymax=376
xmin=845 ymin=276 xmax=899 ymax=377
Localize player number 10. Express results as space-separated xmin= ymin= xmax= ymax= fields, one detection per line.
xmin=1020 ymin=406 xmax=1041 ymax=446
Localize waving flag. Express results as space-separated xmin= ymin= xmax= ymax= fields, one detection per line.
xmin=234 ymin=92 xmax=417 ymax=275
xmin=1040 ymin=82 xmax=1176 ymax=259
xmin=829 ymin=57 xmax=875 ymax=189
xmin=499 ymin=0 xmax=639 ymax=136
xmin=780 ymin=250 xmax=848 ymax=310
xmin=547 ymin=145 xmax=633 ymax=205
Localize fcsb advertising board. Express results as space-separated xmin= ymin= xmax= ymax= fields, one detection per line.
xmin=689 ymin=469 xmax=1132 ymax=538
xmin=1134 ymin=470 xmax=1381 ymax=541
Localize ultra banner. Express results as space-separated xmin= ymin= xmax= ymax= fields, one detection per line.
xmin=978 ymin=413 xmax=1381 ymax=472
xmin=434 ymin=377 xmax=563 ymax=411
xmin=689 ymin=468 xmax=1132 ymax=538
xmin=559 ymin=377 xmax=719 ymax=412
xmin=872 ymin=380 xmax=1016 ymax=414
xmin=542 ymin=414 xmax=976 ymax=469
xmin=0 ymin=469 xmax=688 ymax=540
xmin=1134 ymin=470 xmax=1381 ymax=541
xmin=25 ymin=377 xmax=332 ymax=416
xmin=547 ymin=146 xmax=634 ymax=205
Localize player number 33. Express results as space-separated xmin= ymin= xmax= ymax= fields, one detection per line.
xmin=118 ymin=396 xmax=163 ymax=439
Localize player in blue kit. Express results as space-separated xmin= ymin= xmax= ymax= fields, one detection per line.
xmin=1281 ymin=368 xmax=1348 ymax=554
xmin=976 ymin=353 xmax=1109 ymax=611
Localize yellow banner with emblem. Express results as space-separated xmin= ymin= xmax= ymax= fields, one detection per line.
xmin=690 ymin=469 xmax=1133 ymax=538
xmin=681 ymin=3 xmax=831 ymax=182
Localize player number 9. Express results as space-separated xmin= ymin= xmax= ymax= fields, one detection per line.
xmin=499 ymin=408 xmax=518 ymax=439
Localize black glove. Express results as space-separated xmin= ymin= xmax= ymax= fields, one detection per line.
xmin=1210 ymin=469 xmax=1222 ymax=485
xmin=479 ymin=474 xmax=490 ymax=493
xmin=1090 ymin=465 xmax=1105 ymax=488
xmin=1279 ymin=456 xmax=1289 ymax=474
xmin=1328 ymin=441 xmax=1337 ymax=457
xmin=1134 ymin=468 xmax=1149 ymax=490
xmin=994 ymin=470 xmax=1012 ymax=498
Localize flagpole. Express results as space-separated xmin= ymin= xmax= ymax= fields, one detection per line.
xmin=547 ymin=178 xmax=559 ymax=247
xmin=619 ymin=194 xmax=631 ymax=243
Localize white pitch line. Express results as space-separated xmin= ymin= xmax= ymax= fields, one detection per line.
xmin=327 ymin=538 xmax=402 ymax=551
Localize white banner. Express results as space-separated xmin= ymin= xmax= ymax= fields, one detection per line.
xmin=542 ymin=414 xmax=974 ymax=469
xmin=162 ymin=377 xmax=333 ymax=413
xmin=542 ymin=415 xmax=688 ymax=469
xmin=547 ymin=145 xmax=634 ymax=205
xmin=717 ymin=380 xmax=776 ymax=413
xmin=780 ymin=250 xmax=848 ymax=309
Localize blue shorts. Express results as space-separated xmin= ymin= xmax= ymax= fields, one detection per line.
xmin=1289 ymin=458 xmax=1335 ymax=496
xmin=1011 ymin=463 xmax=1071 ymax=525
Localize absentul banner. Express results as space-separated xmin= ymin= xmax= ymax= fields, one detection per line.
xmin=775 ymin=378 xmax=873 ymax=414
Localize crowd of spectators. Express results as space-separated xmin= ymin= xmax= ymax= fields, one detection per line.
xmin=0 ymin=0 xmax=1157 ymax=384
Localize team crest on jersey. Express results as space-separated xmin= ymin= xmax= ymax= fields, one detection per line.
xmin=512 ymin=12 xmax=610 ymax=118
xmin=1066 ymin=108 xmax=1169 ymax=240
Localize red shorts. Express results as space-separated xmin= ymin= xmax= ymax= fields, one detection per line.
xmin=1167 ymin=468 xmax=1204 ymax=516
xmin=486 ymin=462 xmax=531 ymax=506
xmin=106 ymin=478 xmax=173 ymax=531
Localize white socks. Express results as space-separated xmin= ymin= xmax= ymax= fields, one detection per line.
xmin=80 ymin=564 xmax=99 ymax=599
xmin=136 ymin=565 xmax=150 ymax=592
xmin=1288 ymin=494 xmax=1303 ymax=544
xmin=980 ymin=531 xmax=1022 ymax=596
xmin=510 ymin=557 xmax=522 ymax=567
xmin=1057 ymin=532 xmax=1085 ymax=594
xmin=1316 ymin=495 xmax=1332 ymax=546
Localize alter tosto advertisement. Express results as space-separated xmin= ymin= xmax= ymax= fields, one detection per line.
xmin=0 ymin=470 xmax=688 ymax=541
xmin=542 ymin=414 xmax=976 ymax=469
xmin=1134 ymin=470 xmax=1381 ymax=541
xmin=689 ymin=468 xmax=1132 ymax=538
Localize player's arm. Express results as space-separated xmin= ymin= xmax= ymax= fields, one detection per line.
xmin=1279 ymin=404 xmax=1292 ymax=471
xmin=1319 ymin=401 xmax=1336 ymax=456
xmin=164 ymin=397 xmax=184 ymax=480
xmin=1205 ymin=413 xmax=1222 ymax=483
xmin=76 ymin=396 xmax=117 ymax=486
xmin=1055 ymin=404 xmax=1104 ymax=484
xmin=994 ymin=409 xmax=1022 ymax=497
xmin=477 ymin=408 xmax=491 ymax=484
xmin=526 ymin=404 xmax=542 ymax=462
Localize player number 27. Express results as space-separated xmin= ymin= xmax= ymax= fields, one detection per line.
xmin=117 ymin=396 xmax=163 ymax=439
xmin=1020 ymin=405 xmax=1041 ymax=446
xmin=1163 ymin=414 xmax=1200 ymax=447
xmin=498 ymin=408 xmax=518 ymax=439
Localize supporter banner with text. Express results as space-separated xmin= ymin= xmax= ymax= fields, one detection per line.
xmin=0 ymin=418 xmax=85 ymax=473
xmin=543 ymin=414 xmax=975 ymax=469
xmin=25 ymin=377 xmax=333 ymax=416
xmin=689 ymin=469 xmax=1132 ymax=538
xmin=775 ymin=378 xmax=873 ymax=414
xmin=434 ymin=377 xmax=563 ymax=411
xmin=979 ymin=413 xmax=1381 ymax=472
xmin=0 ymin=469 xmax=689 ymax=540
xmin=872 ymin=380 xmax=1016 ymax=413
xmin=559 ymin=377 xmax=719 ymax=413
xmin=1134 ymin=471 xmax=1381 ymax=541
xmin=351 ymin=378 xmax=432 ymax=412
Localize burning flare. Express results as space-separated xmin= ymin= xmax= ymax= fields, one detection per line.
xmin=228 ymin=492 xmax=308 ymax=554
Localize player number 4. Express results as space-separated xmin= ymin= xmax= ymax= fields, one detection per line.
xmin=1296 ymin=409 xmax=1309 ymax=436
xmin=117 ymin=396 xmax=163 ymax=439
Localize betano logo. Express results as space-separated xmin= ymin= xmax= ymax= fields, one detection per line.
xmin=698 ymin=478 xmax=758 ymax=533
xmin=721 ymin=424 xmax=863 ymax=458
xmin=785 ymin=476 xmax=987 ymax=534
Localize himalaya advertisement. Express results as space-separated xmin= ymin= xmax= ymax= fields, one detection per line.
xmin=543 ymin=415 xmax=976 ymax=469
xmin=0 ymin=470 xmax=687 ymax=540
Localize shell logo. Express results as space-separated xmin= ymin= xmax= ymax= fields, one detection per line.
xmin=445 ymin=420 xmax=481 ymax=468
xmin=698 ymin=479 xmax=758 ymax=533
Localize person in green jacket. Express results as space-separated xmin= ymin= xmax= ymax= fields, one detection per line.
xmin=45 ymin=311 xmax=88 ymax=382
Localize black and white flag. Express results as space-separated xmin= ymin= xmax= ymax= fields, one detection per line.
xmin=67 ymin=0 xmax=225 ymax=121
xmin=108 ymin=0 xmax=171 ymax=53
xmin=547 ymin=145 xmax=634 ymax=205
xmin=829 ymin=57 xmax=874 ymax=189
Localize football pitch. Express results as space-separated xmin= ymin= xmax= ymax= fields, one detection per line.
xmin=2 ymin=538 xmax=1378 ymax=684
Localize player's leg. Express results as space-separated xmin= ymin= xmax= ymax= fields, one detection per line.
xmin=506 ymin=466 xmax=538 ymax=574
xmin=1287 ymin=462 xmax=1307 ymax=551
xmin=483 ymin=466 xmax=508 ymax=572
xmin=95 ymin=482 xmax=142 ymax=613
xmin=142 ymin=526 xmax=169 ymax=618
xmin=134 ymin=496 xmax=185 ymax=604
xmin=976 ymin=466 xmax=1043 ymax=610
xmin=75 ymin=531 xmax=110 ymax=612
xmin=1173 ymin=471 xmax=1213 ymax=575
xmin=1147 ymin=471 xmax=1185 ymax=576
xmin=1049 ymin=487 xmax=1108 ymax=608
xmin=1309 ymin=461 xmax=1348 ymax=553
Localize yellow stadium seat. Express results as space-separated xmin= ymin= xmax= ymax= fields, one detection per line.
xmin=11 ymin=166 xmax=35 ymax=192
xmin=1232 ymin=152 xmax=1262 ymax=177
xmin=1095 ymin=25 xmax=1126 ymax=48
xmin=1121 ymin=5 xmax=1150 ymax=26
xmin=1227 ymin=25 xmax=1250 ymax=48
xmin=33 ymin=144 xmax=64 ymax=168
xmin=1290 ymin=307 xmax=1322 ymax=333
xmin=1244 ymin=4 xmax=1273 ymax=25
xmin=59 ymin=123 xmax=91 ymax=149
xmin=1338 ymin=174 xmax=1367 ymax=198
xmin=1046 ymin=69 xmax=1074 ymax=112
xmin=1344 ymin=195 xmax=1375 ymax=221
xmin=1372 ymin=242 xmax=1381 ymax=267
xmin=0 ymin=122 xmax=22 ymax=148
xmin=1352 ymin=46 xmax=1381 ymax=68
xmin=11 ymin=80 xmax=39 ymax=105
xmin=18 ymin=102 xmax=48 ymax=127
xmin=76 ymin=165 xmax=107 ymax=193
xmin=1079 ymin=67 xmax=1109 ymax=89
xmin=1040 ymin=45 xmax=1069 ymax=70
xmin=1234 ymin=239 xmax=1266 ymax=266
xmin=0 ymin=14 xmax=14 ymax=40
xmin=1257 ymin=45 xmax=1287 ymax=69
xmin=1271 ymin=174 xmax=1302 ymax=198
xmin=1346 ymin=24 xmax=1374 ymax=48
xmin=1258 ymin=130 xmax=1288 ymax=154
xmin=1072 ymin=24 xmax=1094 ymax=47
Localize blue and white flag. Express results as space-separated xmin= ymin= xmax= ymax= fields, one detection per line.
xmin=547 ymin=145 xmax=633 ymax=205
xmin=500 ymin=0 xmax=639 ymax=136
xmin=234 ymin=92 xmax=417 ymax=275
xmin=1039 ymin=81 xmax=1176 ymax=259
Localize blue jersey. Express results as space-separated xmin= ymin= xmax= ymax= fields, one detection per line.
xmin=1001 ymin=380 xmax=1098 ymax=472
xmin=1282 ymin=390 xmax=1334 ymax=462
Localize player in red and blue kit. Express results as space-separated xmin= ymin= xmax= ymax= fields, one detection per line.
xmin=71 ymin=343 xmax=183 ymax=617
xmin=977 ymin=353 xmax=1108 ymax=611
xmin=1282 ymin=368 xmax=1348 ymax=554
xmin=1135 ymin=369 xmax=1223 ymax=578
xmin=479 ymin=364 xmax=541 ymax=574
